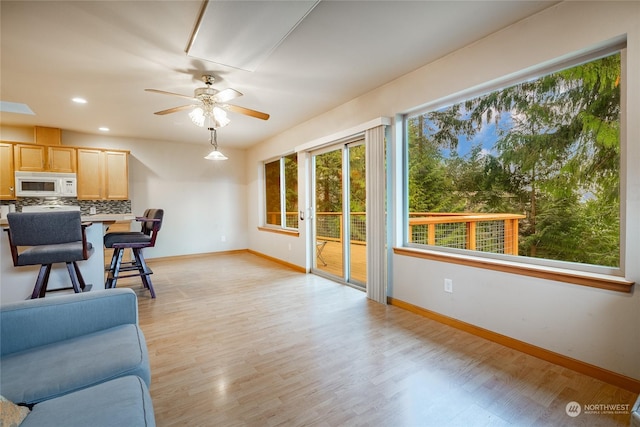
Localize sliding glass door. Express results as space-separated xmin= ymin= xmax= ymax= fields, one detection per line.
xmin=312 ymin=140 xmax=366 ymax=288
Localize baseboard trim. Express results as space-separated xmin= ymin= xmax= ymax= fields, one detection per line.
xmin=388 ymin=297 xmax=640 ymax=393
xmin=145 ymin=249 xmax=247 ymax=263
xmin=247 ymin=249 xmax=306 ymax=273
xmin=146 ymin=249 xmax=305 ymax=272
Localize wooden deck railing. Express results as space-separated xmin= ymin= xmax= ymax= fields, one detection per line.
xmin=408 ymin=212 xmax=526 ymax=255
xmin=314 ymin=212 xmax=366 ymax=244
xmin=267 ymin=211 xmax=525 ymax=256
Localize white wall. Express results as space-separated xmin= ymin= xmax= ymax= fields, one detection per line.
xmin=245 ymin=1 xmax=640 ymax=381
xmin=63 ymin=132 xmax=248 ymax=259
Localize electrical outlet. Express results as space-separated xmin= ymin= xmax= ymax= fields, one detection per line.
xmin=444 ymin=278 xmax=453 ymax=293
xmin=288 ymin=243 xmax=292 ymax=251
xmin=89 ymin=207 xmax=96 ymax=215
xmin=221 ymin=236 xmax=226 ymax=242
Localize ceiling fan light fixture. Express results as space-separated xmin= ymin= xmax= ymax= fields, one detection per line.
xmin=205 ymin=149 xmax=229 ymax=161
xmin=147 ymin=74 xmax=269 ymax=124
xmin=189 ymin=107 xmax=205 ymax=127
xmin=212 ymin=106 xmax=230 ymax=128
xmin=189 ymin=105 xmax=230 ymax=129
xmin=204 ymin=127 xmax=228 ymax=161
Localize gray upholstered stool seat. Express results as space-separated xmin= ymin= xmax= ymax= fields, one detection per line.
xmin=5 ymin=211 xmax=94 ymax=298
xmin=104 ymin=209 xmax=163 ymax=298
xmin=16 ymin=241 xmax=93 ymax=265
xmin=104 ymin=232 xmax=149 ymax=247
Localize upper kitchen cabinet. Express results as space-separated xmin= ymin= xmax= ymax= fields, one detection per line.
xmin=34 ymin=126 xmax=61 ymax=146
xmin=0 ymin=143 xmax=16 ymax=199
xmin=13 ymin=144 xmax=76 ymax=173
xmin=76 ymin=148 xmax=103 ymax=199
xmin=13 ymin=144 xmax=44 ymax=171
xmin=77 ymin=148 xmax=128 ymax=200
xmin=47 ymin=146 xmax=76 ymax=172
xmin=104 ymin=151 xmax=128 ymax=200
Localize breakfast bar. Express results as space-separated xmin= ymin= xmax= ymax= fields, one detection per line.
xmin=0 ymin=213 xmax=135 ymax=303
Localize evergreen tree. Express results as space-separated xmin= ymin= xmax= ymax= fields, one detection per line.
xmin=407 ymin=52 xmax=621 ymax=266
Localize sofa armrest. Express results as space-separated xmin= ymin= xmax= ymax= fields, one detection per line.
xmin=1 ymin=289 xmax=139 ymax=356
xmin=631 ymin=393 xmax=640 ymax=427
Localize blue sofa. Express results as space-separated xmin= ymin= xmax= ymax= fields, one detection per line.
xmin=0 ymin=289 xmax=155 ymax=426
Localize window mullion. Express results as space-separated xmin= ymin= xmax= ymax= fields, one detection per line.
xmin=280 ymin=157 xmax=286 ymax=228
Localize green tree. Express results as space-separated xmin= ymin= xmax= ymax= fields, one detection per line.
xmin=407 ymin=115 xmax=462 ymax=212
xmin=408 ymin=52 xmax=621 ymax=266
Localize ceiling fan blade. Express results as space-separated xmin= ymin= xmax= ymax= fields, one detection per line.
xmin=145 ymin=88 xmax=196 ymax=101
xmin=153 ymin=104 xmax=198 ymax=115
xmin=214 ymin=88 xmax=243 ymax=103
xmin=224 ymin=104 xmax=270 ymax=120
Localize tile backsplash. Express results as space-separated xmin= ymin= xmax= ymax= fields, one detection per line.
xmin=0 ymin=198 xmax=131 ymax=215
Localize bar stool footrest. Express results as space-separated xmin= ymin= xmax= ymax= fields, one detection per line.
xmin=106 ymin=270 xmax=153 ymax=280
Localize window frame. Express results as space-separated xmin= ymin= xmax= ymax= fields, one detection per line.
xmin=401 ymin=40 xmax=629 ymax=285
xmin=262 ymin=153 xmax=298 ymax=232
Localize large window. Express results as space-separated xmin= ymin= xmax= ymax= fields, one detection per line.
xmin=264 ymin=153 xmax=298 ymax=229
xmin=405 ymin=48 xmax=622 ymax=271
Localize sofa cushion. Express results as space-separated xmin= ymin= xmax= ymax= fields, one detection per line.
xmin=0 ymin=324 xmax=150 ymax=405
xmin=21 ymin=376 xmax=155 ymax=427
xmin=1 ymin=289 xmax=139 ymax=357
xmin=0 ymin=395 xmax=30 ymax=426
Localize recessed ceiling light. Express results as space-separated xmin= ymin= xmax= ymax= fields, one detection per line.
xmin=72 ymin=97 xmax=87 ymax=104
xmin=99 ymin=127 xmax=110 ymax=132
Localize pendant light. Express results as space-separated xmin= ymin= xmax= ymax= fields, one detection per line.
xmin=204 ymin=127 xmax=228 ymax=160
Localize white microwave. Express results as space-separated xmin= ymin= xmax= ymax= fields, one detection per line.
xmin=15 ymin=172 xmax=77 ymax=197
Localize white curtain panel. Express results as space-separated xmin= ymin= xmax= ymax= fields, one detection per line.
xmin=365 ymin=125 xmax=387 ymax=304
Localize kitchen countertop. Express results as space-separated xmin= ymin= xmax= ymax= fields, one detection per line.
xmin=83 ymin=213 xmax=137 ymax=223
xmin=0 ymin=213 xmax=136 ymax=227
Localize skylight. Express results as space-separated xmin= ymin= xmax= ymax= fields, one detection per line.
xmin=0 ymin=101 xmax=35 ymax=115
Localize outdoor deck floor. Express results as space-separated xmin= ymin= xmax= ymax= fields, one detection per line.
xmin=315 ymin=240 xmax=367 ymax=284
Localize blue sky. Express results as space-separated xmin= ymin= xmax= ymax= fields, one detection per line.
xmin=432 ymin=106 xmax=514 ymax=160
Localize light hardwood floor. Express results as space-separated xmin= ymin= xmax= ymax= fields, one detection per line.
xmin=116 ymin=252 xmax=637 ymax=426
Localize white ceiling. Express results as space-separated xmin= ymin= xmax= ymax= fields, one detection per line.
xmin=0 ymin=1 xmax=557 ymax=148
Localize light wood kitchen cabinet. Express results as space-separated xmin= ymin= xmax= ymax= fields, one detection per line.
xmin=13 ymin=144 xmax=45 ymax=171
xmin=76 ymin=149 xmax=103 ymax=199
xmin=13 ymin=144 xmax=76 ymax=172
xmin=0 ymin=143 xmax=16 ymax=199
xmin=47 ymin=146 xmax=76 ymax=172
xmin=34 ymin=126 xmax=61 ymax=146
xmin=104 ymin=151 xmax=128 ymax=199
xmin=77 ymin=148 xmax=128 ymax=200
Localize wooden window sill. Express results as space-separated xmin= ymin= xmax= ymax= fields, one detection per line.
xmin=393 ymin=247 xmax=634 ymax=293
xmin=257 ymin=226 xmax=299 ymax=237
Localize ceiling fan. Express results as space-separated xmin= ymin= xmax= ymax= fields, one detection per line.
xmin=145 ymin=74 xmax=269 ymax=128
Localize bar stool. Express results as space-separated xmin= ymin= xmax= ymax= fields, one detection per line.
xmin=5 ymin=211 xmax=94 ymax=298
xmin=104 ymin=209 xmax=163 ymax=298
